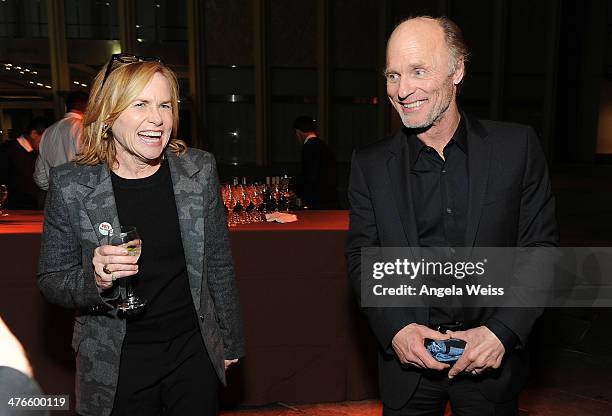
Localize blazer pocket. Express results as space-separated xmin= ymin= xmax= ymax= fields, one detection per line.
xmin=71 ymin=321 xmax=83 ymax=351
xmin=71 ymin=315 xmax=89 ymax=351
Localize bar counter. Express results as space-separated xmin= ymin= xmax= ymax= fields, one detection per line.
xmin=0 ymin=210 xmax=377 ymax=408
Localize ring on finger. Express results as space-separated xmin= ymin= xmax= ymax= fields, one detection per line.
xmin=111 ymin=273 xmax=116 ymax=282
xmin=103 ymin=264 xmax=112 ymax=275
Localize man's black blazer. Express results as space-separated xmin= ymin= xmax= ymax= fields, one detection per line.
xmin=345 ymin=114 xmax=558 ymax=409
xmin=296 ymin=137 xmax=338 ymax=209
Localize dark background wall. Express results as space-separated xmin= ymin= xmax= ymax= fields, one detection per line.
xmin=1 ymin=0 xmax=610 ymax=181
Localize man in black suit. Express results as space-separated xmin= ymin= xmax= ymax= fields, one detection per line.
xmin=0 ymin=117 xmax=48 ymax=209
xmin=346 ymin=16 xmax=558 ymax=415
xmin=293 ymin=116 xmax=338 ymax=209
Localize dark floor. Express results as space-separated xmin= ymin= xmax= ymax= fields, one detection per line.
xmin=222 ymin=165 xmax=612 ymax=415
xmin=221 ymin=388 xmax=612 ymax=416
xmin=220 ymin=349 xmax=612 ymax=415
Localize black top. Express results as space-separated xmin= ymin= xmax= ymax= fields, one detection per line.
xmin=111 ymin=160 xmax=198 ymax=343
xmin=407 ymin=118 xmax=517 ymax=350
xmin=296 ymin=137 xmax=338 ymax=209
xmin=407 ymin=119 xmax=469 ymax=248
xmin=407 ymin=118 xmax=468 ymax=326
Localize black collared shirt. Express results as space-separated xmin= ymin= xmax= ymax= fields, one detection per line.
xmin=407 ymin=118 xmax=468 ymax=325
xmin=408 ymin=119 xmax=469 ymax=248
xmin=407 ymin=117 xmax=517 ymax=351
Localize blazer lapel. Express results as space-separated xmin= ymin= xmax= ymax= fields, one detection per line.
xmin=166 ymin=151 xmax=205 ymax=307
xmin=464 ymin=116 xmax=491 ymax=248
xmin=386 ymin=130 xmax=419 ymax=250
xmin=81 ymin=164 xmax=121 ymax=245
xmin=386 ymin=131 xmax=427 ymax=323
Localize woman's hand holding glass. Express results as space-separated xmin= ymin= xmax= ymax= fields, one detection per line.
xmin=93 ymin=242 xmax=139 ymax=291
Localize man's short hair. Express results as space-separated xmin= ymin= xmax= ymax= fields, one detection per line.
xmin=293 ymin=116 xmax=317 ymax=134
xmin=435 ymin=16 xmax=469 ymax=74
xmin=27 ymin=117 xmax=49 ymax=135
xmin=66 ymin=91 xmax=89 ymax=112
xmin=395 ymin=16 xmax=469 ymax=75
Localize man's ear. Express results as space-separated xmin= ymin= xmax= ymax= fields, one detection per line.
xmin=452 ymin=58 xmax=465 ymax=86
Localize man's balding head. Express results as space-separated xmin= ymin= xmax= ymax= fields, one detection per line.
xmin=387 ymin=16 xmax=468 ymax=78
xmin=384 ymin=16 xmax=467 ymax=130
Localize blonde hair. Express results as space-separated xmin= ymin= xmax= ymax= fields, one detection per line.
xmin=76 ymin=59 xmax=186 ymax=167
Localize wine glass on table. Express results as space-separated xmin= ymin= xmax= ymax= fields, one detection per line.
xmin=231 ymin=185 xmax=244 ymax=225
xmin=240 ymin=186 xmax=252 ymax=224
xmin=108 ymin=226 xmax=146 ymax=314
xmin=280 ymin=179 xmax=294 ymax=212
xmin=221 ymin=184 xmax=234 ymax=226
xmin=249 ymin=185 xmax=265 ymax=222
xmin=272 ymin=184 xmax=281 ymax=212
xmin=0 ymin=185 xmax=8 ymax=217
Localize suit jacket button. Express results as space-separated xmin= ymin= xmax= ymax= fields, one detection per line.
xmin=199 ymin=314 xmax=205 ymax=322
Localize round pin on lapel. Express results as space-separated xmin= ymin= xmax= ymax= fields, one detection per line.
xmin=99 ymin=222 xmax=113 ymax=236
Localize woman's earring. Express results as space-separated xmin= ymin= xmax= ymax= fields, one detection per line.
xmin=102 ymin=125 xmax=109 ymax=140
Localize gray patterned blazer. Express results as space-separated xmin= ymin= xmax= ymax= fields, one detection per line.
xmin=37 ymin=148 xmax=245 ymax=416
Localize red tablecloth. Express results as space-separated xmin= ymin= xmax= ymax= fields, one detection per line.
xmin=0 ymin=210 xmax=43 ymax=234
xmin=0 ymin=210 xmax=378 ymax=408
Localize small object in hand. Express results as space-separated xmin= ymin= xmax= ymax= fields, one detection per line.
xmin=425 ymin=338 xmax=466 ymax=362
xmin=103 ymin=265 xmax=112 ymax=275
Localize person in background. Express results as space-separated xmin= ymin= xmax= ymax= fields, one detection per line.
xmin=34 ymin=91 xmax=89 ymax=195
xmin=37 ymin=54 xmax=244 ymax=415
xmin=0 ymin=117 xmax=48 ymax=210
xmin=293 ymin=115 xmax=338 ymax=209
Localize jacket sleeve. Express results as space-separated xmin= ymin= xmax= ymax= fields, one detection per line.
xmin=346 ymin=151 xmax=416 ymax=355
xmin=0 ymin=367 xmax=48 ymax=415
xmin=205 ymin=156 xmax=245 ymax=359
xmin=33 ymin=152 xmax=49 ymax=191
xmin=37 ymin=169 xmax=117 ymax=312
xmin=487 ymin=126 xmax=559 ymax=346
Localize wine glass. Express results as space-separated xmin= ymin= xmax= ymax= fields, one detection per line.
xmin=0 ymin=185 xmax=8 ymax=216
xmin=248 ymin=185 xmax=265 ymax=222
xmin=108 ymin=226 xmax=146 ymax=314
xmin=240 ymin=186 xmax=252 ymax=223
xmin=226 ymin=185 xmax=239 ymax=227
xmin=282 ymin=186 xmax=295 ymax=213
xmin=272 ymin=184 xmax=282 ymax=212
xmin=221 ymin=184 xmax=234 ymax=226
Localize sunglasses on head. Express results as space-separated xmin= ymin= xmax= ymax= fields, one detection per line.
xmin=100 ymin=53 xmax=165 ymax=89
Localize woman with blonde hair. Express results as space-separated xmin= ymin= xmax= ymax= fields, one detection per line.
xmin=37 ymin=54 xmax=244 ymax=415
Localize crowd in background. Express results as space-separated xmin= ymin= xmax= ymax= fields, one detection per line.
xmin=0 ymin=91 xmax=88 ymax=210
